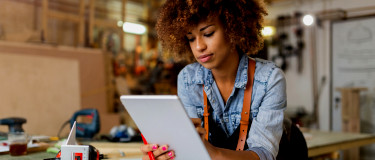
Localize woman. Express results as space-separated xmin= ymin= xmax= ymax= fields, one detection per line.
xmin=140 ymin=0 xmax=286 ymax=159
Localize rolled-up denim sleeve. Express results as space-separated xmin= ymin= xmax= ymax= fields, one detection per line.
xmin=247 ymin=67 xmax=286 ymax=160
xmin=247 ymin=147 xmax=274 ymax=160
xmin=177 ymin=70 xmax=199 ymax=118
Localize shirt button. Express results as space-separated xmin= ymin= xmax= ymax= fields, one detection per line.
xmin=225 ymin=118 xmax=229 ymax=122
xmin=212 ymin=99 xmax=215 ymax=103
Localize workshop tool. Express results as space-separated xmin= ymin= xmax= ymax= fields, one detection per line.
xmin=45 ymin=121 xmax=105 ymax=160
xmin=58 ymin=109 xmax=100 ymax=139
xmin=70 ymin=109 xmax=100 ymax=138
xmin=107 ymin=124 xmax=137 ymax=142
xmin=0 ymin=117 xmax=27 ymax=133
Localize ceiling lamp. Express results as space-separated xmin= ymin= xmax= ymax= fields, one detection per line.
xmin=122 ymin=22 xmax=146 ymax=35
xmin=261 ymin=26 xmax=275 ymax=37
xmin=303 ymin=14 xmax=314 ymax=26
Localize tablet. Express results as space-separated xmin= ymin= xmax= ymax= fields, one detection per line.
xmin=120 ymin=95 xmax=211 ymax=160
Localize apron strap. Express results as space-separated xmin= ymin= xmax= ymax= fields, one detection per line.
xmin=236 ymin=59 xmax=255 ymax=151
xmin=203 ymin=89 xmax=210 ymax=141
xmin=203 ymin=58 xmax=256 ymax=150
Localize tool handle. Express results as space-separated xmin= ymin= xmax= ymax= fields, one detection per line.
xmin=141 ymin=133 xmax=155 ymax=160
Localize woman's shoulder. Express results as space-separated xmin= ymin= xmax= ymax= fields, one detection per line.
xmin=180 ymin=62 xmax=201 ymax=72
xmin=177 ymin=62 xmax=205 ymax=86
xmin=254 ymin=58 xmax=284 ymax=83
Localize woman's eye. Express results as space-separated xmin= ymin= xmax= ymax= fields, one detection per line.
xmin=204 ymin=31 xmax=214 ymax=37
xmin=187 ymin=38 xmax=195 ymax=42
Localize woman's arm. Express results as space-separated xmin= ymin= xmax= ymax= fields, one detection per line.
xmin=207 ymin=143 xmax=260 ymax=160
xmin=247 ymin=66 xmax=286 ymax=159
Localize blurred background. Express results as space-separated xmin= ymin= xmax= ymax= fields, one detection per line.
xmin=0 ymin=0 xmax=375 ymax=159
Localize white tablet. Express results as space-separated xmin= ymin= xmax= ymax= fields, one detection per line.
xmin=120 ymin=95 xmax=211 ymax=160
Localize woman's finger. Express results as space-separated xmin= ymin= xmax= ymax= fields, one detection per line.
xmin=140 ymin=144 xmax=158 ymax=154
xmin=152 ymin=145 xmax=169 ymax=157
xmin=156 ymin=150 xmax=175 ymax=160
xmin=191 ymin=118 xmax=201 ymax=127
xmin=196 ymin=126 xmax=206 ymax=139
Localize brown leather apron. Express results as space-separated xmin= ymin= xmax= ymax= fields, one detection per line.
xmin=203 ymin=59 xmax=255 ymax=150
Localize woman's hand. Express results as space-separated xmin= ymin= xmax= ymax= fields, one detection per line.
xmin=191 ymin=118 xmax=219 ymax=159
xmin=140 ymin=144 xmax=175 ymax=160
xmin=191 ymin=118 xmax=206 ymax=140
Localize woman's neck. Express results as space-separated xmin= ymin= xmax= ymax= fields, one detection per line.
xmin=211 ymin=52 xmax=240 ymax=104
xmin=211 ymin=52 xmax=240 ymax=84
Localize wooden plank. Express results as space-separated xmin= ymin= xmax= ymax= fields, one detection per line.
xmin=121 ymin=0 xmax=127 ymax=50
xmin=335 ymin=88 xmax=367 ymax=160
xmin=49 ymin=10 xmax=80 ymax=22
xmin=88 ymin=0 xmax=95 ymax=47
xmin=78 ymin=0 xmax=86 ymax=47
xmin=94 ymin=19 xmax=118 ymax=29
xmin=42 ymin=0 xmax=48 ymax=42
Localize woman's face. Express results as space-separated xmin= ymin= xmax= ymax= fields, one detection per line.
xmin=186 ymin=18 xmax=237 ymax=70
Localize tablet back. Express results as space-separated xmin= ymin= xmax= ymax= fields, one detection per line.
xmin=120 ymin=95 xmax=211 ymax=160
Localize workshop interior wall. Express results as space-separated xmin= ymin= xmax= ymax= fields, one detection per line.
xmin=267 ymin=0 xmax=375 ymax=131
xmin=0 ymin=41 xmax=119 ymax=136
xmin=0 ymin=0 xmax=37 ymax=42
xmin=0 ymin=52 xmax=80 ymax=135
xmin=0 ymin=0 xmax=77 ymax=45
xmin=0 ymin=0 xmax=139 ymax=136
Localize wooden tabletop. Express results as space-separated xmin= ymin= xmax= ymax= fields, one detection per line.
xmin=90 ymin=142 xmax=143 ymax=159
xmin=0 ymin=142 xmax=144 ymax=160
xmin=3 ymin=131 xmax=375 ymax=159
xmin=304 ymin=130 xmax=375 ymax=157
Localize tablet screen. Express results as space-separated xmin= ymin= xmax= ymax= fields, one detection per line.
xmin=120 ymin=95 xmax=211 ymax=160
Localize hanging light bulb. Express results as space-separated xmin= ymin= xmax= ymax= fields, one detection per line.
xmin=122 ymin=22 xmax=147 ymax=35
xmin=261 ymin=26 xmax=275 ymax=37
xmin=303 ymin=14 xmax=314 ymax=26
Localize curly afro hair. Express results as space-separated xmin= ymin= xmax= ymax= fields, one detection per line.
xmin=156 ymin=0 xmax=268 ymax=62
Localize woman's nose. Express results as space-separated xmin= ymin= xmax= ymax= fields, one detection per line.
xmin=195 ymin=37 xmax=207 ymax=52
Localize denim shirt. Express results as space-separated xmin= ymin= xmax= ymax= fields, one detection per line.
xmin=177 ymin=54 xmax=286 ymax=160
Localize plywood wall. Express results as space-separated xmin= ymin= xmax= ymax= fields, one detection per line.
xmin=0 ymin=53 xmax=80 ymax=135
xmin=0 ymin=0 xmax=37 ymax=42
xmin=0 ymin=41 xmax=120 ymax=136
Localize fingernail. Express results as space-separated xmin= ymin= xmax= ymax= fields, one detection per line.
xmin=168 ymin=151 xmax=173 ymax=157
xmin=162 ymin=146 xmax=167 ymax=151
xmin=170 ymin=156 xmax=174 ymax=159
xmin=152 ymin=145 xmax=158 ymax=150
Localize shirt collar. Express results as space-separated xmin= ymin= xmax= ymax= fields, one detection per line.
xmin=234 ymin=54 xmax=249 ymax=89
xmin=193 ymin=54 xmax=249 ymax=89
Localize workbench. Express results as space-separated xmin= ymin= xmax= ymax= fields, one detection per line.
xmin=0 ymin=142 xmax=144 ymax=160
xmin=1 ymin=130 xmax=375 ymax=159
xmin=0 ymin=152 xmax=55 ymax=160
xmin=305 ymin=129 xmax=375 ymax=158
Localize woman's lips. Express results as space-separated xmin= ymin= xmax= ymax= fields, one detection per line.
xmin=198 ymin=54 xmax=213 ymax=63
